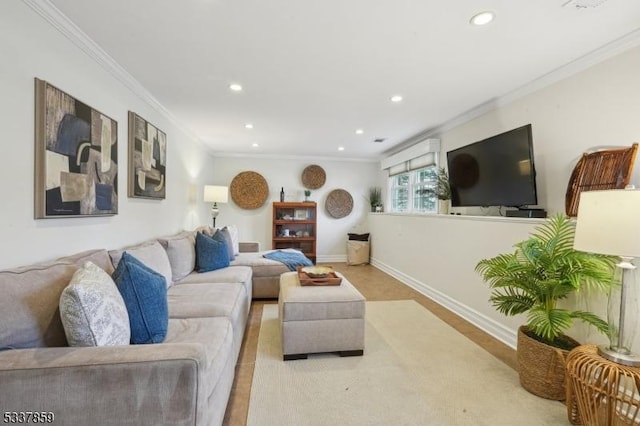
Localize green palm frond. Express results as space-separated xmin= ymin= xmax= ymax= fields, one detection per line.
xmin=527 ymin=306 xmax=574 ymax=342
xmin=570 ymin=311 xmax=609 ymax=335
xmin=489 ymin=289 xmax=535 ymax=316
xmin=475 ymin=213 xmax=617 ymax=344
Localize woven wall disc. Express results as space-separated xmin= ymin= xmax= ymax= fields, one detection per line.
xmin=325 ymin=189 xmax=353 ymax=219
xmin=230 ymin=171 xmax=269 ymax=209
xmin=301 ymin=165 xmax=326 ymax=189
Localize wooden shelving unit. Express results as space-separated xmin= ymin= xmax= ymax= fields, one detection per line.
xmin=272 ymin=202 xmax=317 ymax=263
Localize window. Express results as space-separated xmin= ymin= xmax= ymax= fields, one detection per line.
xmin=381 ymin=139 xmax=441 ymax=213
xmin=389 ymin=165 xmax=438 ymax=213
xmin=390 ymin=173 xmax=410 ymax=212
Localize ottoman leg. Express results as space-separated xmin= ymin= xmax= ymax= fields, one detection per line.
xmin=339 ymin=350 xmax=364 ymax=357
xmin=283 ymin=353 xmax=308 ymax=361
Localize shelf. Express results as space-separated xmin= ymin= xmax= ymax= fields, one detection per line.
xmin=272 ymin=202 xmax=317 ymax=263
xmin=274 ymin=220 xmax=315 ymax=225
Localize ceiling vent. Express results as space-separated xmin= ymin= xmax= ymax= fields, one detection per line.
xmin=562 ymin=0 xmax=609 ymax=8
xmin=373 ymin=138 xmax=386 ymax=143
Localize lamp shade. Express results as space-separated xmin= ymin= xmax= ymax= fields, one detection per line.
xmin=573 ymin=189 xmax=640 ymax=257
xmin=203 ymin=185 xmax=229 ymax=203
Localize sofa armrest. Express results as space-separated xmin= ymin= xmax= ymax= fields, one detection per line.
xmin=239 ymin=241 xmax=260 ymax=253
xmin=0 ymin=344 xmax=205 ymax=425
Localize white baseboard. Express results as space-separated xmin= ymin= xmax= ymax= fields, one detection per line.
xmin=370 ymin=257 xmax=517 ymax=349
xmin=316 ymin=254 xmax=347 ymax=263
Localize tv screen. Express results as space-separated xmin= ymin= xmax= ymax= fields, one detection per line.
xmin=446 ymin=124 xmax=537 ymax=207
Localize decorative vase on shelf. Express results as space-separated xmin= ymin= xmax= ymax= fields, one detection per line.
xmin=438 ymin=199 xmax=450 ymax=215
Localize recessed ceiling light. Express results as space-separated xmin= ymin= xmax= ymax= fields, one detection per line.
xmin=245 ymin=123 xmax=254 ymax=129
xmin=229 ymin=83 xmax=243 ymax=92
xmin=338 ymin=146 xmax=345 ymax=151
xmin=390 ymin=95 xmax=403 ymax=103
xmin=355 ymin=129 xmax=364 ymax=135
xmin=470 ymin=11 xmax=495 ymax=26
xmin=252 ymin=143 xmax=259 ymax=148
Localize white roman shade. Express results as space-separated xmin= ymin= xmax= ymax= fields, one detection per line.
xmin=381 ymin=139 xmax=441 ymax=176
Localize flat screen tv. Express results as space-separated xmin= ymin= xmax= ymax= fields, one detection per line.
xmin=446 ymin=124 xmax=537 ymax=207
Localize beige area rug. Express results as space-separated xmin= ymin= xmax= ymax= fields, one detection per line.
xmin=247 ymin=300 xmax=569 ymax=426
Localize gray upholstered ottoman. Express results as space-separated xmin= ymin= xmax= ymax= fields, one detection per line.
xmin=278 ymin=271 xmax=366 ymax=360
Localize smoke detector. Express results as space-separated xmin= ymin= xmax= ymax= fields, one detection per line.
xmin=562 ymin=0 xmax=609 ymax=8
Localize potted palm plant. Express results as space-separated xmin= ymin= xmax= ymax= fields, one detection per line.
xmin=427 ymin=168 xmax=451 ymax=214
xmin=475 ymin=214 xmax=616 ymax=400
xmin=368 ymin=187 xmax=382 ymax=212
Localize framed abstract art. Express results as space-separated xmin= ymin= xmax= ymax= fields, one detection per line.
xmin=34 ymin=78 xmax=118 ymax=218
xmin=128 ymin=111 xmax=167 ymax=199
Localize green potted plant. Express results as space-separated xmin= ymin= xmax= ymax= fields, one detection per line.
xmin=475 ymin=214 xmax=616 ymax=400
xmin=425 ymin=168 xmax=451 ymax=214
xmin=304 ymin=190 xmax=311 ymax=202
xmin=368 ymin=187 xmax=382 ymax=212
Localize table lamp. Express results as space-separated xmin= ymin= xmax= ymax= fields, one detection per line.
xmin=203 ymin=185 xmax=228 ymax=228
xmin=573 ymin=188 xmax=640 ymax=366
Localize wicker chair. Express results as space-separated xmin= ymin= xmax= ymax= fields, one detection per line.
xmin=565 ymin=143 xmax=638 ymax=217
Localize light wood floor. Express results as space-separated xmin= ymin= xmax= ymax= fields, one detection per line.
xmin=222 ymin=263 xmax=517 ymax=425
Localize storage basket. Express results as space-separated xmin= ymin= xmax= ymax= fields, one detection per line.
xmin=347 ymin=240 xmax=370 ymax=265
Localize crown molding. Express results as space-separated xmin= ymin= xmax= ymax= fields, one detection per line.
xmin=399 ymin=27 xmax=640 ymax=146
xmin=211 ymin=151 xmax=379 ymax=163
xmin=22 ymin=0 xmax=204 ymax=146
xmin=25 ymin=0 xmax=640 ymax=160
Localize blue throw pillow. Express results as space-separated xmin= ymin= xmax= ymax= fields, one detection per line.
xmin=196 ymin=232 xmax=230 ymax=272
xmin=112 ymin=252 xmax=168 ymax=344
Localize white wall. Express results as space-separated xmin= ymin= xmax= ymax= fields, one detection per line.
xmin=444 ymin=44 xmax=640 ymax=216
xmin=209 ymin=156 xmax=378 ymax=261
xmin=0 ymin=2 xmax=215 ymax=269
xmin=371 ymin=44 xmax=640 ymax=348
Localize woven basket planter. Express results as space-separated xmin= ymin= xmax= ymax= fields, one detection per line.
xmin=517 ymin=326 xmax=579 ymax=401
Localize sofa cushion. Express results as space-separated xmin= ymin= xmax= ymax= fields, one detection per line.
xmin=109 ymin=241 xmax=173 ymax=289
xmin=212 ymin=229 xmax=234 ymax=262
xmin=59 ymin=261 xmax=130 ymax=347
xmin=225 ymin=225 xmax=240 ymax=256
xmin=158 ymin=231 xmax=196 ymax=282
xmin=59 ymin=249 xmax=115 ymax=275
xmin=196 ymin=232 xmax=230 ymax=272
xmin=178 ymin=265 xmax=252 ymax=285
xmin=168 ymin=283 xmax=246 ymax=319
xmin=231 ymin=252 xmax=289 ymax=278
xmin=165 ymin=316 xmax=235 ymax=425
xmin=113 ymin=253 xmax=168 ymax=344
xmin=195 ymin=225 xmax=214 ymax=237
xmin=167 ymin=283 xmax=249 ymax=357
xmin=0 ymin=260 xmax=76 ymax=349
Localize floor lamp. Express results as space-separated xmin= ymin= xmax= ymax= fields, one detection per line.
xmin=573 ymin=188 xmax=640 ymax=366
xmin=203 ymin=185 xmax=228 ymax=228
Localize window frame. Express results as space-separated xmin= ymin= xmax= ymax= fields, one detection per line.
xmin=388 ymin=164 xmax=439 ymax=214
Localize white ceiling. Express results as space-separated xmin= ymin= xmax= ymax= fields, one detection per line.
xmin=48 ymin=0 xmax=640 ymax=160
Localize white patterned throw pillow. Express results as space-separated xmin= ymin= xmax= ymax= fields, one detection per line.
xmin=59 ymin=261 xmax=131 ymax=346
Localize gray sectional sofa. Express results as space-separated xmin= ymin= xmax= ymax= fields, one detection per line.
xmin=0 ymin=228 xmax=289 ymax=426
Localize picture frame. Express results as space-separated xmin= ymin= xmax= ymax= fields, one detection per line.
xmin=34 ymin=78 xmax=118 ymax=218
xmin=128 ymin=111 xmax=167 ymax=199
xmin=294 ymin=209 xmax=308 ymax=220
